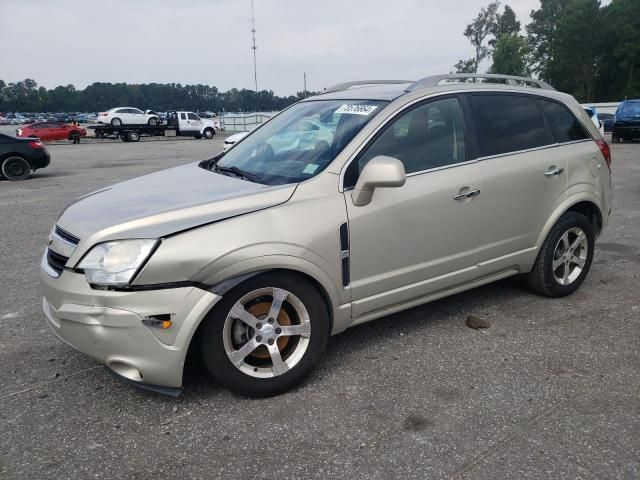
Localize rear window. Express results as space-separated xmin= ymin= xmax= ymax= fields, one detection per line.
xmin=619 ymin=102 xmax=640 ymax=116
xmin=471 ymin=94 xmax=549 ymax=157
xmin=540 ymin=100 xmax=590 ymax=143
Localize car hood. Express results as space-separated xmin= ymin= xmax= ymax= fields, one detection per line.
xmin=57 ymin=162 xmax=296 ymax=243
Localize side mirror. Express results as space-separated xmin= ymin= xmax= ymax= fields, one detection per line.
xmin=351 ymin=155 xmax=406 ymax=206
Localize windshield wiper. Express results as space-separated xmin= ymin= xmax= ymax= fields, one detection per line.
xmin=213 ymin=163 xmax=263 ymax=184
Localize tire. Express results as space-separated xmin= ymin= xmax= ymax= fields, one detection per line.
xmin=120 ymin=134 xmax=129 ymax=142
xmin=203 ymin=128 xmax=215 ymax=139
xmin=199 ymin=272 xmax=330 ymax=397
xmin=127 ymin=131 xmax=140 ymax=142
xmin=194 ymin=134 xmax=202 ymax=139
xmin=1 ymin=156 xmax=31 ymax=181
xmin=148 ymin=117 xmax=158 ymax=126
xmin=526 ymin=212 xmax=595 ymax=297
xmin=111 ymin=118 xmax=122 ymax=127
xmin=69 ymin=132 xmax=81 ymax=143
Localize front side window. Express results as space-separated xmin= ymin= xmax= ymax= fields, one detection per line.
xmin=540 ymin=99 xmax=589 ymax=143
xmin=344 ymin=97 xmax=466 ymax=187
xmin=188 ymin=113 xmax=199 ymax=120
xmin=213 ymin=100 xmax=387 ymax=185
xmin=471 ymin=94 xmax=549 ymax=156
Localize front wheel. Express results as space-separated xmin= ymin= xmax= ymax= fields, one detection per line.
xmin=148 ymin=117 xmax=158 ymax=126
xmin=526 ymin=212 xmax=595 ymax=297
xmin=111 ymin=118 xmax=122 ymax=127
xmin=200 ymin=272 xmax=330 ymax=397
xmin=2 ymin=156 xmax=31 ymax=181
xmin=203 ymin=128 xmax=215 ymax=139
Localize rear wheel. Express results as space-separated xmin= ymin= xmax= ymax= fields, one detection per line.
xmin=526 ymin=212 xmax=594 ymax=297
xmin=127 ymin=131 xmax=140 ymax=142
xmin=200 ymin=272 xmax=330 ymax=397
xmin=148 ymin=117 xmax=158 ymax=126
xmin=1 ymin=156 xmax=31 ymax=181
xmin=111 ymin=118 xmax=122 ymax=127
xmin=69 ymin=132 xmax=81 ymax=143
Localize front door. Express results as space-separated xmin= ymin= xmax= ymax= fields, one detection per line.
xmin=343 ymin=96 xmax=483 ymax=318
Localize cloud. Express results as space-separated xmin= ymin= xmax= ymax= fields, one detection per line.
xmin=0 ymin=0 xmax=543 ymax=95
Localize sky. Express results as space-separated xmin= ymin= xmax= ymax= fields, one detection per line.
xmin=0 ymin=0 xmax=567 ymax=96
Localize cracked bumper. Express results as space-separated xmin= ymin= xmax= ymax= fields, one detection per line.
xmin=40 ymin=269 xmax=221 ymax=390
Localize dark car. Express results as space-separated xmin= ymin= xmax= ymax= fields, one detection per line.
xmin=599 ymin=112 xmax=615 ymax=133
xmin=613 ymin=100 xmax=640 ymax=142
xmin=0 ymin=133 xmax=50 ymax=180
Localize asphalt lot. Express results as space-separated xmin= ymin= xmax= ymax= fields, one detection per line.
xmin=0 ymin=134 xmax=639 ymax=480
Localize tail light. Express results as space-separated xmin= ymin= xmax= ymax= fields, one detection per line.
xmin=29 ymin=140 xmax=44 ymax=149
xmin=99 ymin=112 xmax=108 ymax=116
xmin=595 ymin=139 xmax=611 ymax=171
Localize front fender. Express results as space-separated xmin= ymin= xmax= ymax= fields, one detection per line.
xmin=200 ymin=253 xmax=351 ymax=334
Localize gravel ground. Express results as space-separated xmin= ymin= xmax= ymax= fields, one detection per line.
xmin=0 ymin=135 xmax=638 ymax=480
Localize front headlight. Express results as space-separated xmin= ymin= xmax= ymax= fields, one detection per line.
xmin=77 ymin=239 xmax=158 ymax=285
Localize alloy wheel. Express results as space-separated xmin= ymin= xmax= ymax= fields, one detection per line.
xmin=552 ymin=227 xmax=588 ymax=285
xmin=222 ymin=287 xmax=311 ymax=378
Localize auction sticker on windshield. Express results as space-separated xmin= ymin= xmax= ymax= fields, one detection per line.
xmin=335 ymin=104 xmax=379 ymax=116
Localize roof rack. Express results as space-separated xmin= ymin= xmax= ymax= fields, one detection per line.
xmin=406 ymin=74 xmax=555 ymax=92
xmin=324 ymin=80 xmax=413 ymax=93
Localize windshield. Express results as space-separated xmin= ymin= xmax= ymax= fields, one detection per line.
xmin=215 ymin=100 xmax=387 ymax=185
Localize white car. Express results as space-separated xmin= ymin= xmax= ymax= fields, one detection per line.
xmin=223 ymin=131 xmax=250 ymax=151
xmin=583 ymin=106 xmax=605 ymax=136
xmin=97 ymin=107 xmax=159 ymax=127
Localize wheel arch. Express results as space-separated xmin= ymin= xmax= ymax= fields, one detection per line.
xmin=536 ymin=194 xmax=604 ymax=249
xmin=182 ymin=266 xmax=340 ymax=385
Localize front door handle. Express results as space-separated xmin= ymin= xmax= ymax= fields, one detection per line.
xmin=545 ymin=166 xmax=564 ymax=177
xmin=453 ymin=188 xmax=481 ymax=201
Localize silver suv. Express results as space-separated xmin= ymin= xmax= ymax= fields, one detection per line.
xmin=41 ymin=74 xmax=613 ymax=397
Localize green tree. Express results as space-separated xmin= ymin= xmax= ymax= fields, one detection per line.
xmin=490 ymin=33 xmax=530 ymax=76
xmin=454 ymin=58 xmax=478 ymax=73
xmin=599 ymin=0 xmax=640 ymax=99
xmin=546 ymin=0 xmax=601 ymax=101
xmin=462 ymin=1 xmax=501 ymax=72
xmin=526 ymin=0 xmax=570 ymax=80
xmin=489 ymin=5 xmax=521 ymax=47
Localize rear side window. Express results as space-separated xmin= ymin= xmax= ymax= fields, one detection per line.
xmin=180 ymin=113 xmax=187 ymax=120
xmin=471 ymin=94 xmax=549 ymax=156
xmin=539 ymin=100 xmax=589 ymax=142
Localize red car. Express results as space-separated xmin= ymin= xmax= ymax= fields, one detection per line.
xmin=16 ymin=122 xmax=86 ymax=142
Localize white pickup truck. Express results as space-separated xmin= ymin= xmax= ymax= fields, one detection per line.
xmin=91 ymin=110 xmax=220 ymax=142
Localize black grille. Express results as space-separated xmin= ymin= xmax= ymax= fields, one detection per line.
xmin=47 ymin=249 xmax=68 ymax=275
xmin=54 ymin=226 xmax=80 ymax=245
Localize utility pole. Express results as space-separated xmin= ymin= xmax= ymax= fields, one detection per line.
xmin=251 ymin=0 xmax=258 ymax=94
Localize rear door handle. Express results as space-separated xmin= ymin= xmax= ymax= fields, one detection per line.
xmin=544 ymin=167 xmax=564 ymax=177
xmin=453 ymin=189 xmax=481 ymax=201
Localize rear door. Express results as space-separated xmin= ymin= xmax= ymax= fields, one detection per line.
xmin=467 ymin=93 xmax=566 ymax=276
